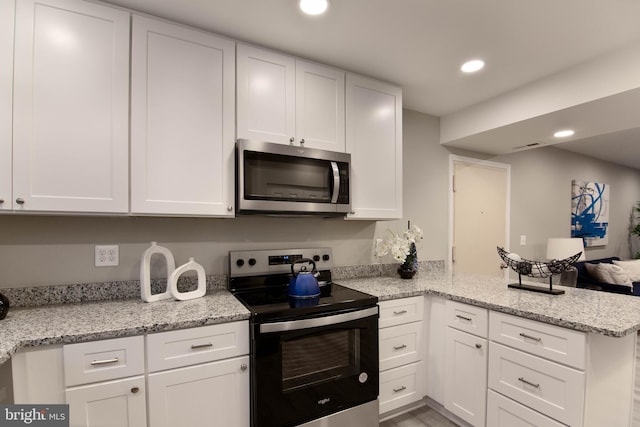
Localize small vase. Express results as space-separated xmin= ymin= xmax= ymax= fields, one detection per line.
xmin=397 ymin=267 xmax=416 ymax=280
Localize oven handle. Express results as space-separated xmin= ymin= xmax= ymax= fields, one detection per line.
xmin=330 ymin=161 xmax=340 ymax=204
xmin=259 ymin=306 xmax=378 ymax=333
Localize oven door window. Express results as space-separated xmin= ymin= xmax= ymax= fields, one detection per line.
xmin=244 ymin=151 xmax=333 ymax=203
xmin=281 ymin=328 xmax=359 ymax=393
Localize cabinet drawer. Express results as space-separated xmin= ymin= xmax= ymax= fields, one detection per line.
xmin=488 ymin=342 xmax=585 ymax=426
xmin=446 ymin=300 xmax=488 ymax=338
xmin=379 ymin=321 xmax=422 ymax=371
xmin=63 ymin=336 xmax=144 ymax=387
xmin=489 ymin=311 xmax=586 ymax=369
xmin=379 ymin=296 xmax=424 ymax=328
xmin=146 ymin=321 xmax=249 ymax=372
xmin=487 ymin=390 xmax=565 ymax=427
xmin=379 ymin=362 xmax=422 ymax=415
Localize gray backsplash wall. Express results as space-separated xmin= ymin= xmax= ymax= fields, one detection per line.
xmin=1 ymin=108 xmax=639 ymax=290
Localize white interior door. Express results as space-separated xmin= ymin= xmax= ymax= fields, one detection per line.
xmin=450 ymin=156 xmax=510 ymax=277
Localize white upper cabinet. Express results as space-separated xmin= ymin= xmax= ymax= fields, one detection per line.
xmin=237 ymin=44 xmax=345 ymax=151
xmin=237 ymin=44 xmax=295 ymax=145
xmin=295 ymin=60 xmax=345 ymax=152
xmin=12 ymin=0 xmax=130 ymax=213
xmin=0 ymin=0 xmax=14 ymax=211
xmin=346 ymin=73 xmax=403 ymax=220
xmin=130 ymin=16 xmax=236 ymax=216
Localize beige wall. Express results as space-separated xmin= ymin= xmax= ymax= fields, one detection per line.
xmin=493 ymin=145 xmax=640 ymax=262
xmin=0 ymin=110 xmax=449 ymax=288
xmin=1 ymin=109 xmax=638 ymax=289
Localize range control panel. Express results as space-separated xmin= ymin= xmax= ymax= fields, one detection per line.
xmin=229 ymin=248 xmax=333 ymax=277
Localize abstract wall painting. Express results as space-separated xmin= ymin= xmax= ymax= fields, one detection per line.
xmin=571 ymin=180 xmax=609 ymax=247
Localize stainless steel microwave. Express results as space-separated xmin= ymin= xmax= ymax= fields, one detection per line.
xmin=235 ymin=139 xmax=351 ymax=216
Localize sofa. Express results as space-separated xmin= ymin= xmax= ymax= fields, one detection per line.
xmin=575 ymin=257 xmax=640 ymax=296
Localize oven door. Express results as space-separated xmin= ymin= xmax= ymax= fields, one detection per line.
xmin=252 ymin=306 xmax=379 ymax=427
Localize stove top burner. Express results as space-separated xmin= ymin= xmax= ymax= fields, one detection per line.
xmin=229 ymin=248 xmax=377 ymax=322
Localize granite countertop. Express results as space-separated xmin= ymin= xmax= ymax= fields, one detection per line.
xmin=2 ymin=270 xmax=640 ymax=367
xmin=0 ymin=290 xmax=250 ymax=366
xmin=340 ymin=271 xmax=640 ymax=338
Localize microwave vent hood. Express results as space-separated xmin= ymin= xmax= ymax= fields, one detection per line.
xmin=235 ymin=139 xmax=352 ymax=217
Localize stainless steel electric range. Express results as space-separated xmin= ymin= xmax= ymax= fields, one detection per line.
xmin=229 ymin=248 xmax=380 ymax=427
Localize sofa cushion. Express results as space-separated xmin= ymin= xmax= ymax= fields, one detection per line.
xmin=585 ymin=262 xmax=632 ymax=286
xmin=612 ymin=259 xmax=640 ymax=282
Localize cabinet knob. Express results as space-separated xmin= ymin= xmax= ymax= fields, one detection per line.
xmin=0 ymin=198 xmax=4 ymax=204
xmin=227 ymin=206 xmax=233 ymax=212
xmin=16 ymin=198 xmax=25 ymax=205
xmin=475 ymin=343 xmax=482 ymax=349
xmin=289 ymin=137 xmax=295 ymax=145
xmin=241 ymin=363 xmax=248 ymax=371
xmin=300 ymin=138 xmax=305 ymax=145
xmin=131 ymin=386 xmax=140 ymax=394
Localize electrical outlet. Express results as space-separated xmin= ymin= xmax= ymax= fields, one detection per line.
xmin=520 ymin=235 xmax=527 ymax=246
xmin=95 ymin=245 xmax=119 ymax=267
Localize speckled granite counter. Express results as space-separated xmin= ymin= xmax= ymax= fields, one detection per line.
xmin=3 ymin=270 xmax=640 ymax=367
xmin=339 ymin=271 xmax=640 ymax=338
xmin=0 ymin=290 xmax=250 ymax=366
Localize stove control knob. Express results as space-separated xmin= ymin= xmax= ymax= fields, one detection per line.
xmin=322 ymin=254 xmax=330 ymax=261
xmin=313 ymin=255 xmax=320 ymax=262
xmin=248 ymin=258 xmax=257 ymax=266
xmin=236 ymin=259 xmax=245 ymax=267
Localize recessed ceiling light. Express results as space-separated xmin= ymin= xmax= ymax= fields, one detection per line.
xmin=299 ymin=0 xmax=329 ymax=15
xmin=554 ymin=129 xmax=575 ymax=138
xmin=461 ymin=59 xmax=485 ymax=73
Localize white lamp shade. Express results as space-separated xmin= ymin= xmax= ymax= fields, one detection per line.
xmin=546 ymin=238 xmax=586 ymax=261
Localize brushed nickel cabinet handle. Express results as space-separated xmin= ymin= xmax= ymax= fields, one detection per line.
xmin=15 ymin=198 xmax=25 ymax=205
xmin=191 ymin=343 xmax=213 ymax=350
xmin=227 ymin=206 xmax=233 ymax=211
xmin=519 ymin=332 xmax=541 ymax=342
xmin=289 ymin=137 xmax=295 ymax=144
xmin=393 ymin=344 xmax=407 ymax=350
xmin=518 ymin=377 xmax=540 ymax=388
xmin=90 ymin=357 xmax=119 ymax=366
xmin=241 ymin=363 xmax=248 ymax=371
xmin=456 ymin=314 xmax=472 ymax=322
xmin=393 ymin=386 xmax=407 ymax=393
xmin=393 ymin=310 xmax=408 ymax=315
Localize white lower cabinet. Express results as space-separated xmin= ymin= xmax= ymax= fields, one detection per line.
xmin=444 ymin=300 xmax=488 ymax=427
xmin=147 ymin=356 xmax=250 ymax=427
xmin=378 ymin=296 xmax=424 ymax=415
xmin=63 ymin=336 xmax=147 ymax=427
xmin=66 ymin=376 xmax=146 ymax=427
xmin=146 ymin=321 xmax=250 ymax=427
xmin=486 ymin=390 xmax=565 ymax=427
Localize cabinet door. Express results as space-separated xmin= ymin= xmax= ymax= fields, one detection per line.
xmin=66 ymin=376 xmax=147 ymax=427
xmin=0 ymin=0 xmax=13 ymax=211
xmin=346 ymin=73 xmax=402 ymax=219
xmin=236 ymin=44 xmax=295 ymax=145
xmin=131 ymin=16 xmax=235 ymax=216
xmin=295 ymin=60 xmax=345 ymax=151
xmin=12 ymin=0 xmax=129 ymax=213
xmin=148 ymin=356 xmax=250 ymax=427
xmin=445 ymin=327 xmax=487 ymax=427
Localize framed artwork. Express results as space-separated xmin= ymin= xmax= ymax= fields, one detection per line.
xmin=571 ymin=180 xmax=609 ymax=247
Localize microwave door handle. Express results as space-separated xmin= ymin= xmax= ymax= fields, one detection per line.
xmin=260 ymin=306 xmax=378 ymax=333
xmin=330 ymin=161 xmax=340 ymax=204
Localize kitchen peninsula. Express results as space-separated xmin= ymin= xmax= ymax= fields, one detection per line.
xmin=1 ymin=271 xmax=639 ymax=426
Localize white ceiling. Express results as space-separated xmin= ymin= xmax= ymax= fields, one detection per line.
xmin=108 ymin=0 xmax=640 ymax=167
